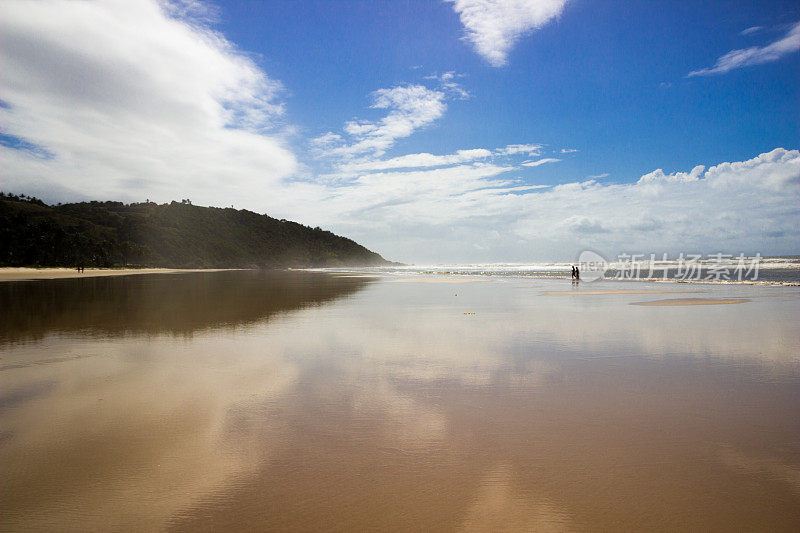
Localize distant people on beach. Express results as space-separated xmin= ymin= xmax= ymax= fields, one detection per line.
xmin=571 ymin=265 xmax=580 ymax=284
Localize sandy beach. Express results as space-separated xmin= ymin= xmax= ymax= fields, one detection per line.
xmin=2 ymin=271 xmax=798 ymax=531
xmin=389 ymin=277 xmax=488 ymax=283
xmin=542 ymin=289 xmax=702 ymax=295
xmin=0 ymin=267 xmax=243 ymax=281
xmin=631 ymin=297 xmax=751 ymax=306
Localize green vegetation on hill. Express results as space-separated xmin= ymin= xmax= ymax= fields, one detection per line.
xmin=0 ymin=193 xmax=391 ymax=268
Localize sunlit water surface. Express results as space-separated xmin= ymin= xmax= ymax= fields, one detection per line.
xmin=1 ymin=270 xmax=798 ymax=531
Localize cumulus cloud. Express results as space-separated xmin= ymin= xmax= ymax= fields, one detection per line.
xmin=560 ymin=215 xmax=608 ymax=234
xmin=0 ymin=0 xmax=296 ymax=207
xmin=637 ymin=164 xmax=705 ymax=184
xmin=689 ymin=21 xmax=800 ymax=76
xmin=446 ymin=0 xmax=568 ymax=66
xmin=286 ymin=148 xmax=800 ymax=262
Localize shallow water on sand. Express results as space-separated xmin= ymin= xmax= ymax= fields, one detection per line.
xmin=1 ymin=270 xmax=799 ymax=531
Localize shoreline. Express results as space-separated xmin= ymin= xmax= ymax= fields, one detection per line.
xmin=631 ymin=297 xmax=751 ymax=306
xmin=0 ymin=267 xmax=245 ymax=282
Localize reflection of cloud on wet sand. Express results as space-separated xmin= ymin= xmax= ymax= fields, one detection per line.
xmin=0 ymin=335 xmax=299 ymax=531
xmin=461 ymin=463 xmax=571 ymax=532
xmin=291 ymin=280 xmax=799 ymax=394
xmin=286 ymin=302 xmax=565 ymax=387
xmin=717 ymin=444 xmax=800 ymax=495
xmin=3 ymin=274 xmax=799 ymax=530
xmin=351 ymin=379 xmax=447 ymax=451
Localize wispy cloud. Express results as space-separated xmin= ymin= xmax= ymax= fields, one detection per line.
xmin=446 ymin=0 xmax=568 ymax=66
xmin=328 ymin=143 xmax=551 ymax=175
xmin=312 ymin=85 xmax=448 ymax=158
xmin=312 ymin=86 xmax=549 ymax=180
xmin=311 ymin=73 xmax=473 ymax=159
xmin=689 ymin=21 xmax=800 ymax=76
xmin=424 ymin=71 xmax=471 ymax=99
xmin=740 ymin=26 xmax=763 ymax=36
xmin=337 ymin=149 xmax=493 ymax=173
xmin=522 ymin=157 xmax=561 ymax=167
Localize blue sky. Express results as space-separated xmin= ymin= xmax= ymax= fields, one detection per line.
xmin=1 ymin=0 xmax=799 ymax=262
xmin=219 ymin=0 xmax=799 ymax=183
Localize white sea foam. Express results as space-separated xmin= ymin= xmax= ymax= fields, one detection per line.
xmin=311 ymin=256 xmax=800 ymax=286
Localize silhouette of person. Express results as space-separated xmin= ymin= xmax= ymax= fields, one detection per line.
xmin=571 ymin=265 xmax=575 ymax=280
xmin=575 ymin=265 xmax=580 ymax=281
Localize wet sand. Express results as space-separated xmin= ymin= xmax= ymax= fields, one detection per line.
xmin=0 ymin=267 xmax=241 ymax=281
xmin=632 ymin=297 xmax=751 ymax=306
xmin=543 ymin=289 xmax=702 ymax=295
xmin=390 ymin=277 xmax=488 ymax=283
xmin=1 ymin=272 xmax=798 ymax=530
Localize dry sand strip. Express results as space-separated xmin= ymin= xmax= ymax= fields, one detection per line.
xmin=631 ymin=298 xmax=751 ymax=306
xmin=0 ymin=268 xmax=242 ymax=281
xmin=542 ymin=290 xmax=702 ymax=296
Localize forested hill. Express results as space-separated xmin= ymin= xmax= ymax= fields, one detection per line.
xmin=0 ymin=193 xmax=391 ymax=268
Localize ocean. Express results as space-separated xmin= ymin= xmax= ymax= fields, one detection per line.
xmin=314 ymin=255 xmax=800 ymax=285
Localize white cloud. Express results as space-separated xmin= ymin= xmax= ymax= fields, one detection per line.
xmin=312 ymin=73 xmax=473 ymax=160
xmin=280 ymin=80 xmax=799 ymax=262
xmin=689 ymin=21 xmax=800 ymax=76
xmin=424 ymin=71 xmax=471 ymax=99
xmin=338 ymin=149 xmax=493 ymax=173
xmin=312 ymin=85 xmax=447 ymax=158
xmin=446 ymin=0 xmax=568 ymax=66
xmin=2 ymin=2 xmax=797 ymax=264
xmin=286 ymin=148 xmax=800 ymax=262
xmin=637 ymin=164 xmax=705 ymax=184
xmin=740 ymin=26 xmax=763 ymax=36
xmin=0 ymin=0 xmax=296 ymax=206
xmin=331 ymin=143 xmax=546 ymax=174
xmin=522 ymin=157 xmax=561 ymax=167
xmin=560 ymin=215 xmax=608 ymax=234
xmin=560 ymin=148 xmax=578 ymax=153
xmin=496 ymin=143 xmax=543 ymax=156
xmin=309 ymin=132 xmax=343 ymax=148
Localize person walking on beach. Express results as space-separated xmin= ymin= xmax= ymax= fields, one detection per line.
xmin=575 ymin=265 xmax=580 ymax=281
xmin=571 ymin=265 xmax=576 ymax=280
